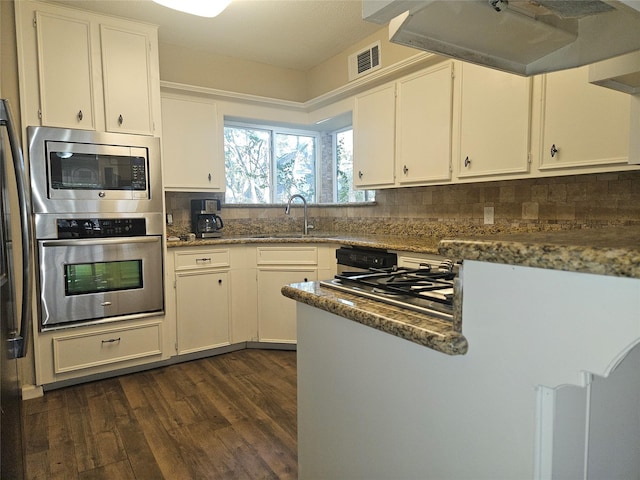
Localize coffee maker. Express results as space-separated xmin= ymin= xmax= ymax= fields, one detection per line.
xmin=191 ymin=199 xmax=224 ymax=238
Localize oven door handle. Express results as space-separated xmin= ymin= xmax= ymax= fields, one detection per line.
xmin=40 ymin=236 xmax=161 ymax=247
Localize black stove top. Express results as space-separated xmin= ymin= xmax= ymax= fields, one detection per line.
xmin=320 ymin=265 xmax=456 ymax=321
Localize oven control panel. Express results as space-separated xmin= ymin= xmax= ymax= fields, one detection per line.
xmin=336 ymin=247 xmax=398 ymax=270
xmin=56 ymin=218 xmax=146 ymax=238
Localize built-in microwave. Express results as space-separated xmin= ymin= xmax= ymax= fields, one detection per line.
xmin=28 ymin=126 xmax=162 ymax=214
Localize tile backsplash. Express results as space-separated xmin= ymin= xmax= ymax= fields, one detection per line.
xmin=165 ymin=171 xmax=640 ymax=237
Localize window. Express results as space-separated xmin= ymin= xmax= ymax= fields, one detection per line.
xmin=224 ymin=121 xmax=374 ymax=204
xmin=224 ymin=123 xmax=316 ymax=204
xmin=335 ymin=129 xmax=374 ymax=203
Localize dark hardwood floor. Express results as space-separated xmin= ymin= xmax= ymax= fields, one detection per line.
xmin=23 ymin=349 xmax=298 ymax=479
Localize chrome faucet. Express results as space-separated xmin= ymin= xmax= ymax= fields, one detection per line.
xmin=285 ymin=194 xmax=314 ymax=235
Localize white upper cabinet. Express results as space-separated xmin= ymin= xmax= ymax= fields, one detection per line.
xmin=354 ymin=61 xmax=454 ymax=189
xmin=353 ymin=83 xmax=397 ymax=188
xmin=535 ymin=66 xmax=630 ymax=172
xmin=395 ymin=62 xmax=453 ymax=185
xmin=100 ymin=25 xmax=154 ymax=135
xmin=34 ymin=11 xmax=95 ymax=130
xmin=16 ymin=0 xmax=160 ymax=136
xmin=455 ymin=62 xmax=532 ymax=180
xmin=161 ymin=94 xmax=225 ymax=192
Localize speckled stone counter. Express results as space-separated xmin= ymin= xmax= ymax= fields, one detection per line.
xmin=166 ymin=233 xmax=442 ymax=254
xmin=439 ymin=225 xmax=640 ymax=279
xmin=281 ymin=282 xmax=468 ymax=356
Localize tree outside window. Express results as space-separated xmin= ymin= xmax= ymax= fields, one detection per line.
xmin=225 ymin=122 xmax=373 ymax=204
xmin=336 ymin=129 xmax=374 ymax=203
xmin=224 ymin=126 xmax=271 ymax=203
xmin=275 ymin=133 xmax=316 ymax=203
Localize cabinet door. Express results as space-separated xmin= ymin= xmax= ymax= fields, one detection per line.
xmin=396 ymin=62 xmax=453 ymax=184
xmin=457 ymin=62 xmax=531 ymax=179
xmin=101 ymin=25 xmax=153 ymax=135
xmin=257 ymin=268 xmax=317 ymax=343
xmin=176 ymin=270 xmax=230 ymax=354
xmin=538 ymin=66 xmax=630 ymax=171
xmin=35 ymin=11 xmax=95 ymax=130
xmin=161 ymin=95 xmax=224 ymax=191
xmin=353 ymin=83 xmax=396 ymax=188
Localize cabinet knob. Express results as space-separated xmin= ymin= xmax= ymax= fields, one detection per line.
xmin=77 ymin=110 xmax=83 ymax=121
xmin=464 ymin=156 xmax=471 ymax=167
xmin=208 ymin=173 xmax=212 ymax=182
xmin=218 ymin=278 xmax=223 ymax=284
xmin=403 ymin=165 xmax=409 ymax=175
xmin=550 ymin=144 xmax=559 ymax=158
xmin=118 ymin=114 xmax=124 ymax=126
xmin=358 ymin=170 xmax=363 ymax=179
xmin=303 ymin=278 xmax=308 ymax=282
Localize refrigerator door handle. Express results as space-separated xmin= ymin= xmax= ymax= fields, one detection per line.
xmin=0 ymin=99 xmax=33 ymax=359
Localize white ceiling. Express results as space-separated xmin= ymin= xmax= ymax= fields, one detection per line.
xmin=48 ymin=0 xmax=383 ymax=71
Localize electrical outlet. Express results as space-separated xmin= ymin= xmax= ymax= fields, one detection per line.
xmin=484 ymin=206 xmax=494 ymax=225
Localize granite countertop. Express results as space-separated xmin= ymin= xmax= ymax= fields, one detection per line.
xmin=167 ymin=233 xmax=442 ymax=254
xmin=281 ymin=282 xmax=468 ymax=356
xmin=169 ymin=226 xmax=640 ymax=354
xmin=439 ymin=225 xmax=640 ymax=279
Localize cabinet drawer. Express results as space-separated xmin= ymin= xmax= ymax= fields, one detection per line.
xmin=256 ymin=246 xmax=318 ymax=265
xmin=175 ymin=249 xmax=231 ymax=270
xmin=53 ymin=322 xmax=162 ymax=373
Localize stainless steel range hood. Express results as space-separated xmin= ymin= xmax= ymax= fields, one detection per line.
xmin=364 ymin=0 xmax=640 ymax=77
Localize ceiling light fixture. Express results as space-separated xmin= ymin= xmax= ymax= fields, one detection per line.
xmin=152 ymin=0 xmax=232 ymax=18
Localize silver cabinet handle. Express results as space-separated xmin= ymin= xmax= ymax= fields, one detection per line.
xmin=196 ymin=257 xmax=212 ymax=263
xmin=101 ymin=337 xmax=121 ymax=344
xmin=550 ymin=144 xmax=558 ymax=157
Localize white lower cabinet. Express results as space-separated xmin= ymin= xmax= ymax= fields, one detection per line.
xmin=173 ymin=248 xmax=231 ymax=354
xmin=256 ymin=246 xmax=320 ymax=344
xmin=175 ymin=270 xmax=231 ymax=354
xmin=257 ymin=268 xmax=318 ymax=343
xmin=34 ymin=317 xmax=168 ymax=386
xmin=53 ymin=322 xmax=162 ymax=374
xmin=168 ymin=243 xmax=337 ymax=351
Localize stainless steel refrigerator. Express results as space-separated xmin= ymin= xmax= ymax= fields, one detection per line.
xmin=0 ymin=98 xmax=33 ymax=479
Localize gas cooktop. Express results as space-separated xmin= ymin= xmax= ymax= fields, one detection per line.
xmin=320 ymin=265 xmax=456 ymax=321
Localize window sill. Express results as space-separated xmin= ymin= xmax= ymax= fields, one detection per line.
xmin=223 ymin=202 xmax=377 ymax=208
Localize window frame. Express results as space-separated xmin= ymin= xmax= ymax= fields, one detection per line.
xmin=224 ymin=118 xmax=374 ymax=206
xmin=224 ymin=120 xmax=320 ymax=204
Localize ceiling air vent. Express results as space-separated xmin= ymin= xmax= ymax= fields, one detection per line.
xmin=348 ymin=41 xmax=381 ymax=81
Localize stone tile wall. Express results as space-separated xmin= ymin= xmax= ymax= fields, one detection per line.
xmin=165 ymin=170 xmax=640 ymax=237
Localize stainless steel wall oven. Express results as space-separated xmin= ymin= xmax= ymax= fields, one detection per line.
xmin=28 ymin=127 xmax=164 ymax=330
xmin=37 ymin=217 xmax=164 ymax=329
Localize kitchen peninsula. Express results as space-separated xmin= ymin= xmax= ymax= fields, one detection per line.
xmin=282 ymin=225 xmax=640 ymax=480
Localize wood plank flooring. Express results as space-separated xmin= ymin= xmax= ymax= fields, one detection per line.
xmin=23 ymin=349 xmax=298 ymax=479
